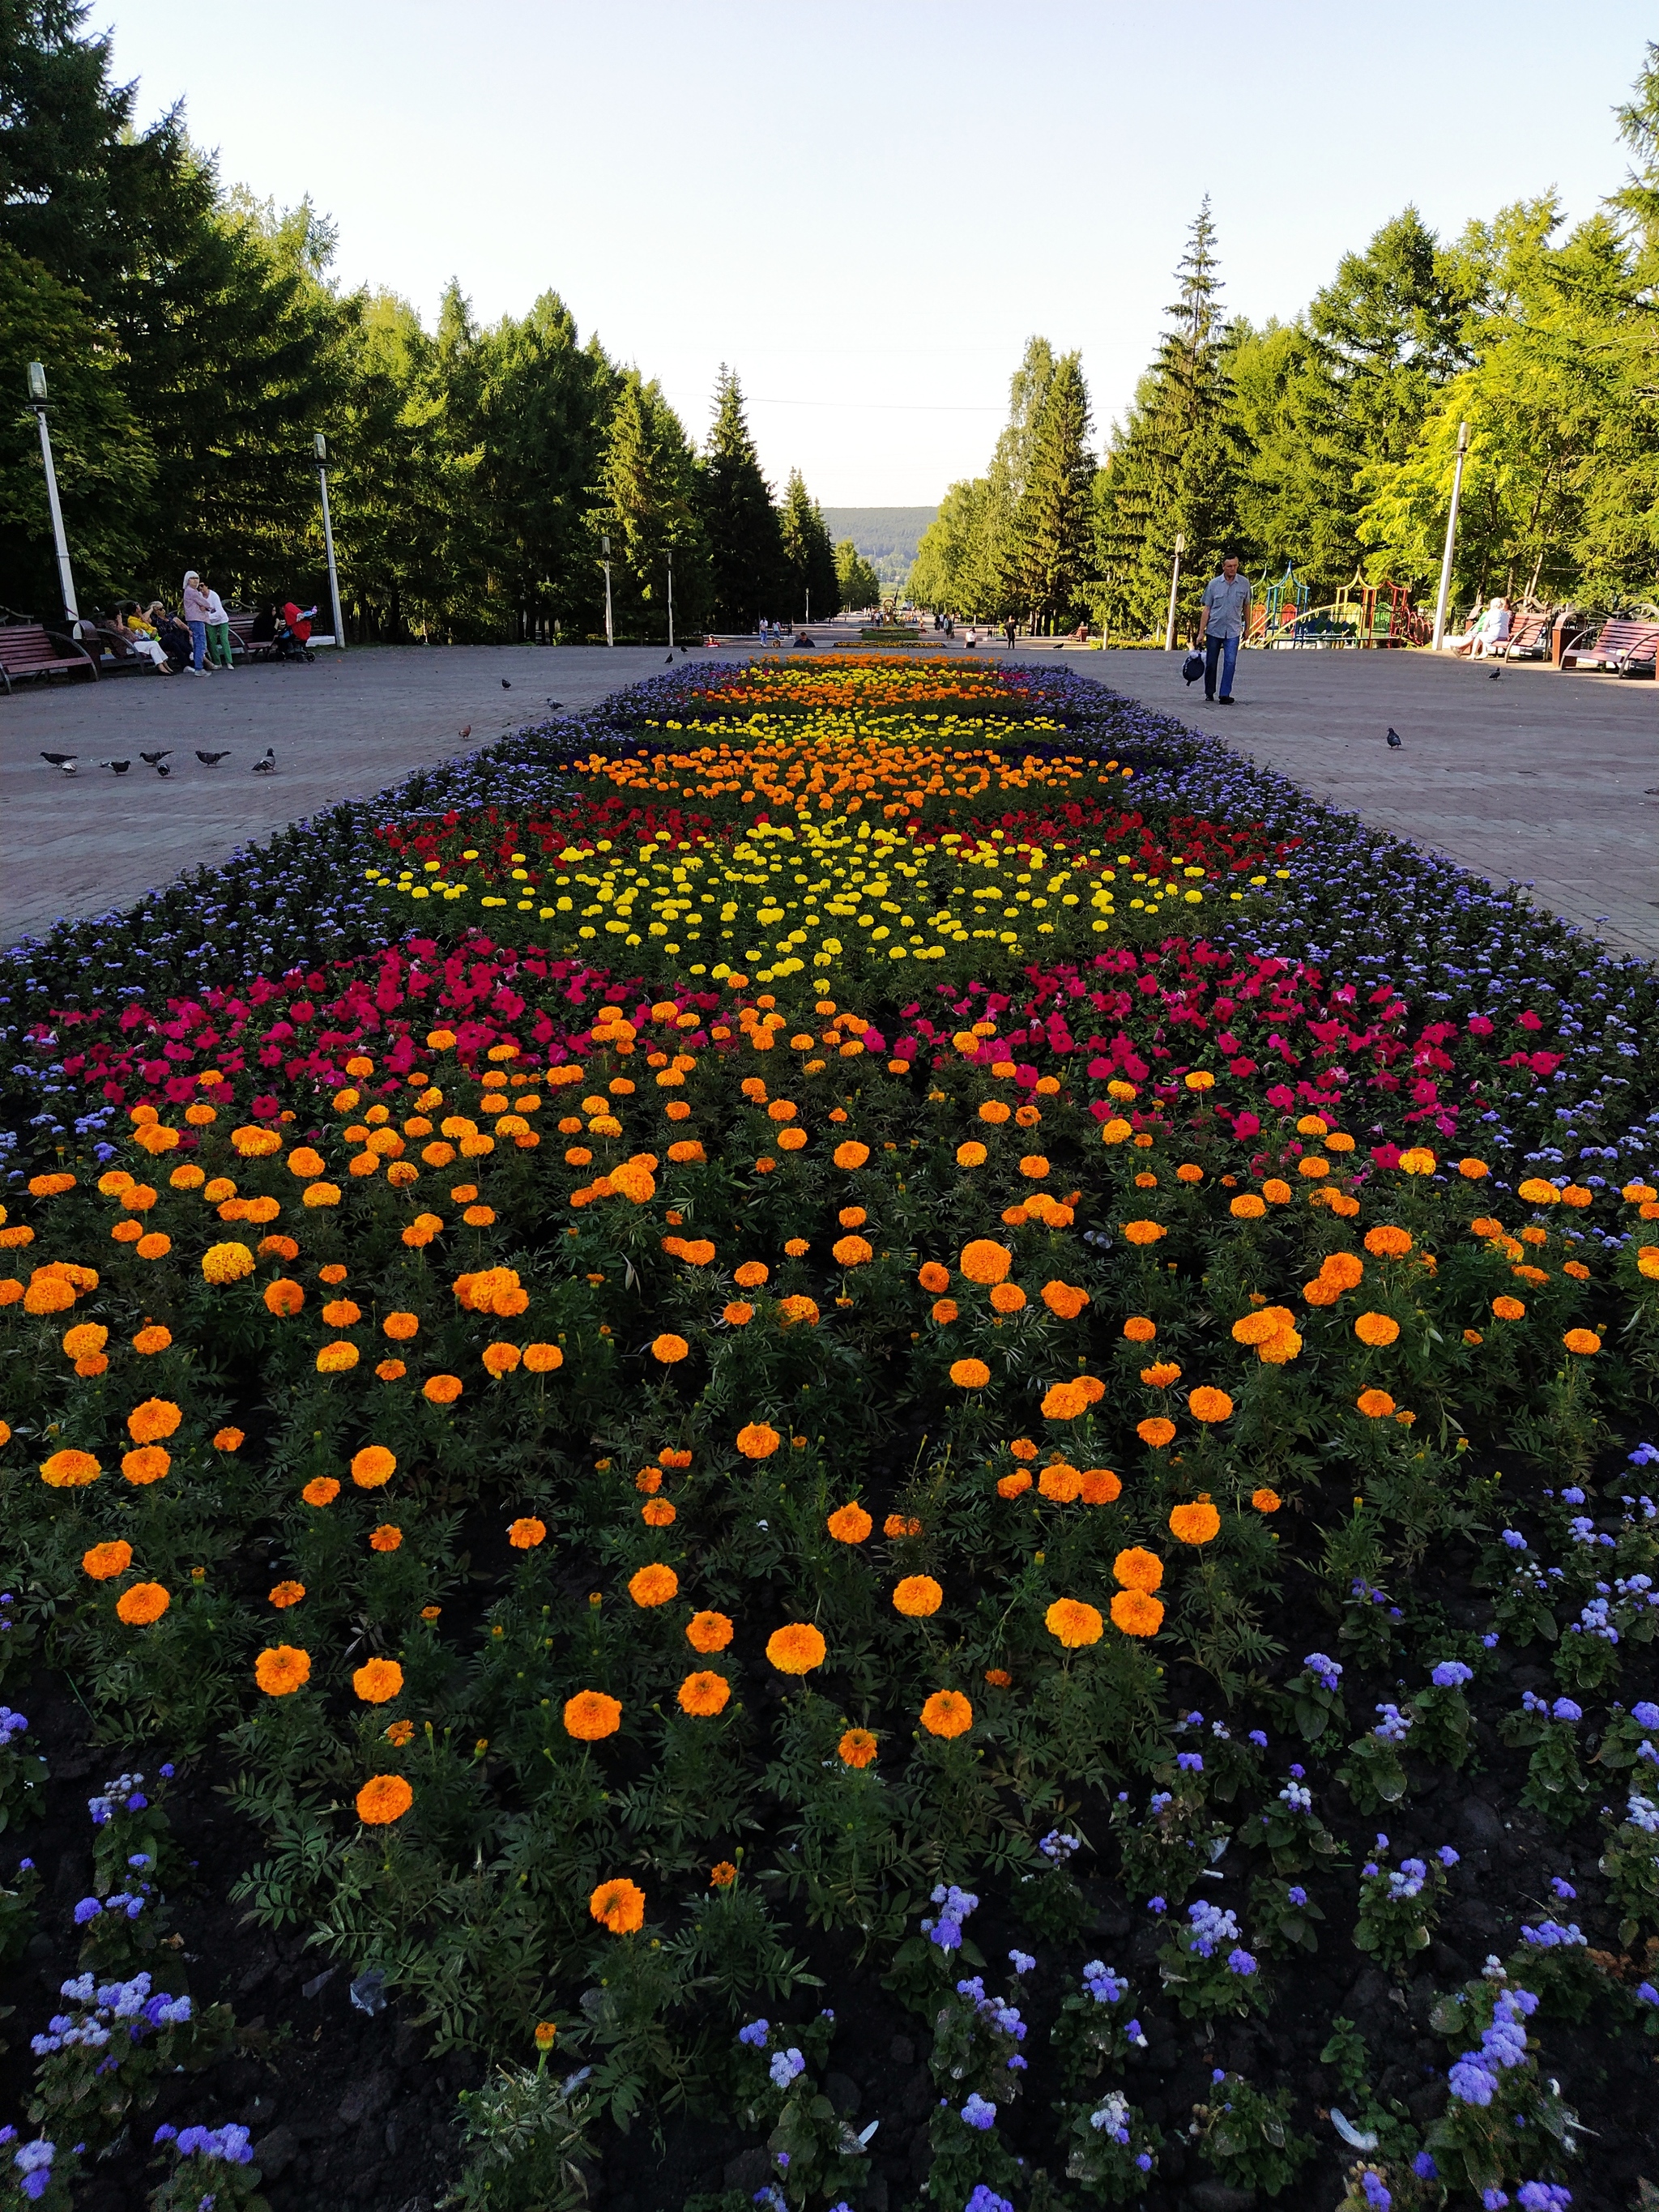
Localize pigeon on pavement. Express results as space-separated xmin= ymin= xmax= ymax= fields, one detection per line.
xmin=546 ymin=699 xmax=562 ymax=708
xmin=41 ymin=751 xmax=76 ymax=767
xmin=252 ymin=748 xmax=275 ymax=774
xmin=459 ymin=725 xmax=471 ymax=739
xmin=195 ymin=750 xmax=229 ymax=765
xmin=1385 ymin=728 xmax=1403 ymax=749
xmin=140 ymin=750 xmax=172 ymax=765
xmin=664 ymin=653 xmax=673 ymax=663
xmin=97 ymin=760 xmax=131 ymax=773
xmin=1488 ymin=668 xmax=1501 ymax=680
xmin=154 ymin=761 xmax=171 ymax=777
xmin=501 ymin=678 xmax=511 ymax=688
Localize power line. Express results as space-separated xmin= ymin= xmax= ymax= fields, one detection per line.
xmin=748 ymin=396 xmax=1003 ymax=414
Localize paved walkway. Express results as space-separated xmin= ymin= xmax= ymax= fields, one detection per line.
xmin=3 ymin=635 xmax=1655 ymax=960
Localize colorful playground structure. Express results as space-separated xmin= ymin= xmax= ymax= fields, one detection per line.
xmin=1243 ymin=565 xmax=1433 ymax=648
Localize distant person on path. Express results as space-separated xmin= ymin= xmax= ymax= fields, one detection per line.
xmin=181 ymin=570 xmax=211 ymax=675
xmin=1004 ymin=619 xmax=1016 ymax=653
xmin=203 ymin=581 xmax=234 ymax=669
xmin=1196 ymin=552 xmax=1251 ymax=705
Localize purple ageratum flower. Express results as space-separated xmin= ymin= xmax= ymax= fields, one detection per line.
xmin=960 ymin=2094 xmax=998 ymax=2132
xmin=1438 ymin=1846 xmax=1461 ymax=1868
xmin=73 ymin=1898 xmax=102 ymax=1925
xmin=1363 ymin=2175 xmax=1392 ymax=2210
xmin=1632 ymin=1702 xmax=1659 ymax=1729
xmin=1550 ymin=1698 xmax=1583 ymax=1724
xmin=1226 ymin=1948 xmax=1258 ymax=1976
xmin=1286 ymin=1886 xmax=1308 ymax=1907
xmin=1176 ymin=1751 xmax=1205 ymax=1772
xmin=1432 ymin=1660 xmax=1474 ymax=1688
xmin=1414 ymin=2152 xmax=1439 ymax=2180
xmin=1247 ymin=1729 xmax=1269 ymax=1748
xmin=1519 ymin=1920 xmax=1586 ymax=1949
xmin=1501 ymin=1530 xmax=1528 ymax=1550
xmin=1550 ymin=1877 xmax=1576 ymax=1901
xmin=1516 ymin=2186 xmax=1572 ymax=2210
xmin=1483 ymin=2193 xmax=1510 ymax=2210
xmin=964 ymin=2191 xmax=1014 ymax=2212
xmin=768 ymin=2048 xmax=805 ymax=2090
xmin=1449 ymin=2056 xmax=1499 ymax=2107
xmin=1303 ymin=1652 xmax=1343 ymax=1690
xmin=737 ymin=2019 xmax=769 ymax=2048
xmin=1007 ymin=1950 xmax=1035 ymax=1975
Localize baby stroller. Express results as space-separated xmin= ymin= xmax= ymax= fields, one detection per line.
xmin=274 ymin=602 xmax=317 ymax=663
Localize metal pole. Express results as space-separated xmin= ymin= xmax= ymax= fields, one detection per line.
xmin=602 ymin=533 xmax=614 ymax=648
xmin=313 ymin=433 xmax=345 ymax=649
xmin=667 ymin=549 xmax=674 ymax=651
xmin=1162 ymin=533 xmax=1185 ymax=652
xmin=28 ymin=364 xmax=79 ymax=631
xmin=1431 ymin=421 xmax=1470 ymax=653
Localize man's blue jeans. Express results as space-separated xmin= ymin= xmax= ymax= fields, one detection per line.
xmin=1204 ymin=633 xmax=1238 ymax=700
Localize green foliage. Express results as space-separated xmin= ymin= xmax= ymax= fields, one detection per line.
xmin=696 ymin=367 xmax=787 ymax=630
xmin=832 ymin=539 xmax=881 ymax=613
xmin=446 ymin=2058 xmax=599 ymax=2212
xmin=1189 ymin=2072 xmax=1313 ymax=2198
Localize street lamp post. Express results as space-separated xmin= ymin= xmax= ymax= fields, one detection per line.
xmin=313 ymin=433 xmax=345 ymax=648
xmin=1163 ymin=533 xmax=1185 ymax=653
xmin=667 ymin=548 xmax=674 ymax=652
xmin=601 ymin=534 xmax=614 ymax=647
xmin=28 ymin=363 xmax=79 ymax=633
xmin=1431 ymin=421 xmax=1471 ymax=653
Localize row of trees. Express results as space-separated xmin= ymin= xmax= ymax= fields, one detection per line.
xmin=912 ymin=47 xmax=1659 ymax=634
xmin=0 ymin=2 xmax=844 ymax=639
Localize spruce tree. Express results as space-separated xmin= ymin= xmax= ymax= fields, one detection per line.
xmin=1094 ymin=202 xmax=1247 ymax=635
xmin=590 ymin=372 xmax=711 ymax=639
xmin=778 ymin=469 xmax=838 ymax=620
xmin=695 ymin=367 xmax=787 ymax=629
xmin=1007 ymin=351 xmax=1095 ymax=629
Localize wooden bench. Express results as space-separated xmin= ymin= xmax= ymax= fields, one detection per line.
xmin=1495 ymin=612 xmax=1549 ymax=659
xmin=228 ymin=612 xmax=278 ymax=663
xmin=0 ymin=621 xmax=98 ymax=693
xmin=1561 ymin=617 xmax=1659 ymax=676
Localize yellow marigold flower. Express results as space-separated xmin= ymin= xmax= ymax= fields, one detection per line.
xmin=202 ymin=1241 xmax=255 ymax=1285
xmin=317 ymin=1340 xmax=360 ymax=1374
xmin=766 ymin=1622 xmax=826 ymax=1674
xmin=919 ymin=1689 xmax=972 ymax=1738
xmin=353 ymin=1657 xmax=404 ymax=1703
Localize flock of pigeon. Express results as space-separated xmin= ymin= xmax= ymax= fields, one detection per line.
xmin=40 ymin=748 xmax=276 ymax=776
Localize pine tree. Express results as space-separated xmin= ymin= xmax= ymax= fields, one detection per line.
xmin=590 ymin=372 xmax=711 ymax=639
xmin=778 ymin=469 xmax=838 ymax=620
xmin=1094 ymin=202 xmax=1247 ymax=635
xmin=694 ymin=367 xmax=786 ymax=629
xmin=1006 ymin=352 xmax=1095 ymax=629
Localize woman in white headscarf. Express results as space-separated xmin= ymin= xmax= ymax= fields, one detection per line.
xmin=181 ymin=570 xmax=211 ymax=676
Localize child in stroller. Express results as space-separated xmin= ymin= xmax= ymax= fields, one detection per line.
xmin=275 ymin=602 xmax=318 ymax=661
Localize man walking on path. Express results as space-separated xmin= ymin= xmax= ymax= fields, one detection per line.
xmin=1195 ymin=551 xmax=1250 ymax=705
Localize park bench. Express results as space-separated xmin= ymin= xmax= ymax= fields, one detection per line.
xmin=0 ymin=620 xmax=99 ymax=694
xmin=1560 ymin=617 xmax=1659 ymax=676
xmin=228 ymin=612 xmax=279 ymax=663
xmin=1495 ymin=612 xmax=1550 ymax=660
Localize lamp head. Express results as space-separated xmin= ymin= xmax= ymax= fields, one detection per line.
xmin=28 ymin=361 xmax=47 ymax=403
xmin=601 ymin=534 xmax=611 ymax=556
xmin=313 ymin=432 xmax=327 ymax=462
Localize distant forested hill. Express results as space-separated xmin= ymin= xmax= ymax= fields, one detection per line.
xmin=822 ymin=508 xmax=937 ymax=592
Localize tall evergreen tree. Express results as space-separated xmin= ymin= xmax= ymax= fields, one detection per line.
xmin=1006 ymin=351 xmax=1095 ymax=629
xmin=694 ymin=367 xmax=786 ymax=629
xmin=1094 ymin=202 xmax=1247 ymax=635
xmin=778 ymin=468 xmax=838 ymax=621
xmin=589 ymin=371 xmax=711 ymax=640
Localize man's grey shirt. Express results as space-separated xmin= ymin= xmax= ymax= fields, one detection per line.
xmin=1200 ymin=573 xmax=1251 ymax=638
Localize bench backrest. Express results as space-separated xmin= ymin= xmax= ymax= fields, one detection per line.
xmin=1590 ymin=619 xmax=1659 ymax=650
xmin=1507 ymin=613 xmax=1546 ymax=647
xmin=0 ymin=623 xmax=74 ymax=669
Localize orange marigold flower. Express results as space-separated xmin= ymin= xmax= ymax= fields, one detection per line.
xmin=1113 ymin=1546 xmax=1164 ymax=1592
xmin=62 ymin=1322 xmax=109 ymax=1360
xmin=1563 ymin=1328 xmax=1601 ymax=1354
xmin=353 ymin=1656 xmax=404 ymax=1703
xmin=983 ymin=1667 xmax=1013 ymax=1687
xmin=1141 ymin=1360 xmax=1182 ymax=1388
xmin=127 ymin=1397 xmax=181 ymax=1444
xmin=997 ymin=1468 xmax=1034 ymax=1498
xmin=1188 ymin=1387 xmax=1233 ymax=1424
xmin=832 ymin=1141 xmax=869 ymax=1170
xmin=1252 ymin=1488 xmax=1282 ymax=1513
xmin=83 ymin=1540 xmax=133 ymax=1581
xmin=735 ymin=1261 xmax=771 ymax=1289
xmin=833 ymin=1234 xmax=874 ymax=1268
xmin=723 ymin=1301 xmax=755 ymax=1326
xmin=1169 ymin=1499 xmax=1221 ymax=1545
xmin=256 ymin=1644 xmax=311 ymax=1696
xmin=919 ymin=1689 xmax=973 ymax=1739
xmin=522 ymin=1341 xmax=564 ymax=1374
xmin=710 ymin=1861 xmax=738 ymax=1887
xmin=917 ymin=1261 xmax=950 ymax=1294
xmin=989 ymin=1282 xmax=1026 ymax=1314
xmin=1111 ymin=1588 xmax=1164 ymax=1637
xmin=483 ymin=1342 xmax=522 ymax=1377
xmin=41 ymin=1447 xmax=101 ymax=1488
xmin=352 ymin=1445 xmax=397 ymax=1489
xmin=651 ymin=1333 xmax=690 ymax=1364
xmin=382 ymin=1311 xmax=420 ymax=1340
xmin=1041 ymin=1281 xmax=1090 ymax=1319
xmin=960 ymin=1238 xmax=1013 ymax=1285
xmin=302 ymin=1477 xmax=340 ymax=1506
xmin=202 ymin=1240 xmax=255 ymax=1284
xmin=564 ymin=1689 xmax=623 ymax=1740
xmin=122 ymin=1445 xmax=170 ymax=1485
xmin=212 ymin=1427 xmax=245 ymax=1452
xmin=778 ymin=1294 xmax=820 ymax=1326
xmin=642 ymin=1498 xmax=676 ymax=1527
xmin=629 ymin=1563 xmax=679 ymax=1608
xmin=893 ymin=1575 xmax=943 ymax=1617
xmin=268 ymin=1579 xmax=305 ymax=1609
xmin=1137 ymin=1416 xmax=1176 ymax=1448
xmin=1491 ymin=1295 xmax=1526 ymax=1320
xmin=838 ymin=1727 xmax=878 ymax=1769
xmin=322 ymin=1298 xmax=362 ymax=1328
xmin=885 ymin=1514 xmax=922 ymax=1538
xmin=736 ymin=1421 xmax=780 ymax=1460
xmin=589 ymin=1877 xmax=646 ymax=1934
xmin=1364 ymin=1225 xmax=1413 ymax=1258
xmin=1229 ymin=1194 xmax=1266 ymax=1220
xmin=509 ymin=1516 xmax=547 ymax=1548
xmin=687 ymin=1610 xmax=734 ymax=1652
xmin=1354 ymin=1311 xmax=1401 ymax=1347
xmin=766 ymin=1622 xmax=826 ymax=1675
xmin=783 ymin=1238 xmax=809 ymax=1258
xmin=827 ymin=1502 xmax=872 ymax=1543
xmin=1046 ymin=1597 xmax=1104 ymax=1647
xmin=116 ymin=1581 xmax=169 ymax=1625
xmin=1123 ymin=1220 xmax=1166 ymax=1246
xmin=931 ymin=1297 xmax=959 ymax=1324
xmin=1356 ymin=1387 xmax=1397 ymax=1418
xmin=423 ymin=1374 xmax=463 ymax=1404
xmin=677 ymin=1670 xmax=731 ymax=1717
xmin=1038 ymin=1462 xmax=1084 ymax=1502
xmin=1080 ymin=1467 xmax=1121 ymax=1503
xmin=949 ymin=1357 xmax=991 ymax=1389
xmin=1122 ymin=1315 xmax=1157 ymax=1342
xmin=369 ymin=1524 xmax=403 ymax=1552
xmin=957 ymin=1140 xmax=988 ymax=1168
xmin=376 ymin=1358 xmax=407 ymax=1381
xmin=356 ymin=1774 xmax=414 ymax=1826
xmin=317 ymin=1341 xmax=360 ymax=1374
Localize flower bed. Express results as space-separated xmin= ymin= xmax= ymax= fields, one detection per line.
xmin=1 ymin=658 xmax=1658 ymax=2212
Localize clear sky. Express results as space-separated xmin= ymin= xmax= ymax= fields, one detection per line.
xmin=104 ymin=0 xmax=1655 ymax=507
